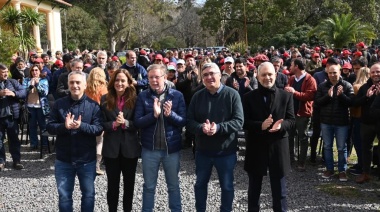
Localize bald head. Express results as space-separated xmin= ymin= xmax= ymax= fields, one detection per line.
xmin=370 ymin=63 xmax=380 ymax=83
xmin=257 ymin=62 xmax=276 ymax=88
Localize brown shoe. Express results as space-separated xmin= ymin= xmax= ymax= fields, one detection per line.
xmin=296 ymin=162 xmax=306 ymax=172
xmin=322 ymin=170 xmax=334 ymax=179
xmin=339 ymin=172 xmax=348 ymax=182
xmin=356 ymin=173 xmax=371 ymax=184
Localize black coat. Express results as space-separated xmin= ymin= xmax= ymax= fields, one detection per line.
xmin=315 ymin=78 xmax=354 ymax=126
xmin=243 ymin=87 xmax=295 ymax=177
xmin=100 ymin=95 xmax=141 ymax=159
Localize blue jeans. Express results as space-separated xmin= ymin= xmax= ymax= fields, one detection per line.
xmin=321 ymin=124 xmax=349 ymax=172
xmin=141 ymin=148 xmax=181 ymax=212
xmin=55 ymin=160 xmax=96 ymax=212
xmin=28 ymin=107 xmax=48 ymax=147
xmin=0 ymin=117 xmax=20 ymax=164
xmin=194 ymin=151 xmax=237 ymax=212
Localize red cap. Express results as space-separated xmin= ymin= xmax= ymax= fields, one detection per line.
xmin=248 ymin=64 xmax=255 ymax=71
xmin=354 ymin=51 xmax=362 ymax=57
xmin=29 ymin=51 xmax=37 ymax=57
xmin=282 ymin=70 xmax=290 ymax=75
xmin=163 ymin=58 xmax=169 ymax=64
xmin=247 ymin=57 xmax=255 ymax=63
xmin=312 ymin=53 xmax=320 ymax=58
xmin=283 ymin=52 xmax=289 ymax=58
xmin=342 ymin=50 xmax=351 ymax=55
xmin=253 ymin=54 xmax=269 ymax=62
xmin=314 ymin=47 xmax=321 ymax=51
xmin=185 ymin=54 xmax=194 ymax=61
xmin=34 ymin=58 xmax=44 ymax=63
xmin=140 ymin=49 xmax=147 ymax=55
xmin=356 ymin=42 xmax=366 ymax=48
xmin=112 ymin=56 xmax=119 ymax=61
xmin=54 ymin=59 xmax=63 ymax=68
xmin=322 ymin=58 xmax=328 ymax=65
xmin=221 ymin=64 xmax=225 ymax=71
xmin=342 ymin=63 xmax=352 ymax=69
xmin=326 ymin=49 xmax=333 ymax=54
xmin=155 ymin=54 xmax=163 ymax=60
xmin=84 ymin=63 xmax=91 ymax=68
xmin=219 ymin=58 xmax=225 ymax=65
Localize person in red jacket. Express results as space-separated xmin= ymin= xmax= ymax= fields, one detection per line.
xmin=285 ymin=59 xmax=317 ymax=171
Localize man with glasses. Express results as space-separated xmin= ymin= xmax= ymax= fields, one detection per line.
xmin=134 ymin=64 xmax=186 ymax=212
xmin=187 ymin=63 xmax=244 ymax=212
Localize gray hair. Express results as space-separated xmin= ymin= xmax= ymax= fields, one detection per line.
xmin=271 ymin=56 xmax=282 ymax=64
xmin=0 ymin=63 xmax=7 ymax=71
xmin=97 ymin=51 xmax=107 ymax=58
xmin=201 ymin=62 xmax=220 ymax=73
xmin=70 ymin=58 xmax=83 ymax=68
xmin=147 ymin=64 xmax=166 ymax=75
xmin=68 ymin=71 xmax=87 ymax=82
xmin=257 ymin=62 xmax=275 ymax=75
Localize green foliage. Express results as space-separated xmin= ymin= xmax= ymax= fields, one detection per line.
xmin=0 ymin=6 xmax=44 ymax=59
xmin=0 ymin=30 xmax=20 ymax=67
xmin=270 ymin=25 xmax=312 ymax=48
xmin=0 ymin=6 xmax=20 ymax=33
xmin=227 ymin=42 xmax=247 ymax=54
xmin=158 ymin=36 xmax=177 ymax=49
xmin=308 ymin=13 xmax=376 ymax=48
xmin=61 ymin=6 xmax=107 ymax=51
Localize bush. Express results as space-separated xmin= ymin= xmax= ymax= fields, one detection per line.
xmin=0 ymin=30 xmax=19 ymax=67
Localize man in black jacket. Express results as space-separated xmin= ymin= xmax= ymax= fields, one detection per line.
xmin=47 ymin=71 xmax=103 ymax=211
xmin=0 ymin=64 xmax=27 ymax=170
xmin=315 ymin=64 xmax=354 ymax=182
xmin=354 ymin=63 xmax=380 ymax=183
xmin=225 ymin=57 xmax=258 ymax=97
xmin=243 ymin=62 xmax=295 ymax=212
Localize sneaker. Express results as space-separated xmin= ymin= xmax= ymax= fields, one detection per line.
xmin=339 ymin=172 xmax=348 ymax=182
xmin=322 ymin=170 xmax=334 ymax=179
xmin=96 ymin=169 xmax=105 ymax=175
xmin=349 ymin=168 xmax=363 ymax=176
xmin=13 ymin=162 xmax=24 ymax=170
xmin=0 ymin=163 xmax=4 ymax=171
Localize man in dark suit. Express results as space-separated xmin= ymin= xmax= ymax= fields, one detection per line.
xmin=243 ymin=62 xmax=295 ymax=212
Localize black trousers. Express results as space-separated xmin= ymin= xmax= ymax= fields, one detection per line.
xmin=104 ymin=155 xmax=138 ymax=212
xmin=361 ymin=123 xmax=380 ymax=173
xmin=310 ymin=109 xmax=321 ymax=160
xmin=248 ymin=172 xmax=287 ymax=212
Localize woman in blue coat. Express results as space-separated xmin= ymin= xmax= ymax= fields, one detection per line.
xmin=23 ymin=64 xmax=50 ymax=149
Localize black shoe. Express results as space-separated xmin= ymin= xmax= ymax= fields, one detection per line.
xmin=0 ymin=163 xmax=4 ymax=171
xmin=13 ymin=162 xmax=24 ymax=170
xmin=310 ymin=158 xmax=317 ymax=165
xmin=349 ymin=168 xmax=363 ymax=176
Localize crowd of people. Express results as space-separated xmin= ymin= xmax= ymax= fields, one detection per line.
xmin=1 ymin=41 xmax=380 ymax=211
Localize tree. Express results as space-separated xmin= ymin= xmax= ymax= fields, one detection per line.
xmin=270 ymin=25 xmax=313 ymax=48
xmin=308 ymin=13 xmax=376 ymax=48
xmin=0 ymin=6 xmax=44 ymax=58
xmin=0 ymin=30 xmax=20 ymax=67
xmin=61 ymin=6 xmax=107 ymax=51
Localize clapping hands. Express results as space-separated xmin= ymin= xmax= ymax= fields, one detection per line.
xmin=202 ymin=119 xmax=217 ymax=136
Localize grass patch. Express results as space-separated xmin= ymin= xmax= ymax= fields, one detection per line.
xmin=316 ymin=184 xmax=362 ymax=198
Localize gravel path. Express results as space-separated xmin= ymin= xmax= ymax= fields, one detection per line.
xmin=1 ymin=140 xmax=380 ymax=212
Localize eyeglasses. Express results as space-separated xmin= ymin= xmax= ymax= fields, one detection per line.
xmin=148 ymin=74 xmax=165 ymax=80
xmin=202 ymin=72 xmax=219 ymax=78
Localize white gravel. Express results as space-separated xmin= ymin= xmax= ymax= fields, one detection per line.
xmin=1 ymin=139 xmax=380 ymax=212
